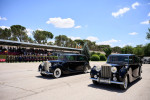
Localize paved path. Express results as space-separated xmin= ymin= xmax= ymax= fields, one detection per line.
xmin=0 ymin=62 xmax=150 ymax=100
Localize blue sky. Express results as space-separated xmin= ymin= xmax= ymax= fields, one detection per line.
xmin=0 ymin=0 xmax=150 ymax=47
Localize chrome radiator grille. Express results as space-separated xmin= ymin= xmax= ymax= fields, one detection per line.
xmin=101 ymin=66 xmax=111 ymax=78
xmin=43 ymin=62 xmax=49 ymax=71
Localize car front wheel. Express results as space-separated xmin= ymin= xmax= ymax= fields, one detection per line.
xmin=53 ymin=68 xmax=62 ymax=78
xmin=120 ymin=76 xmax=128 ymax=90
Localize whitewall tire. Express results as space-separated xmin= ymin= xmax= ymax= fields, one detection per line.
xmin=120 ymin=76 xmax=128 ymax=90
xmin=53 ymin=68 xmax=61 ymax=78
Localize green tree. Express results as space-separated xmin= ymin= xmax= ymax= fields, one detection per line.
xmin=83 ymin=40 xmax=96 ymax=50
xmin=33 ymin=30 xmax=53 ymax=44
xmin=144 ymin=43 xmax=150 ymax=56
xmin=70 ymin=40 xmax=76 ymax=48
xmin=121 ymin=45 xmax=133 ymax=54
xmin=103 ymin=47 xmax=112 ymax=57
xmin=0 ymin=28 xmax=11 ymax=40
xmin=146 ymin=28 xmax=150 ymax=39
xmin=27 ymin=37 xmax=34 ymax=43
xmin=55 ymin=35 xmax=68 ymax=46
xmin=66 ymin=38 xmax=73 ymax=47
xmin=97 ymin=45 xmax=110 ymax=51
xmin=10 ymin=25 xmax=28 ymax=42
xmin=133 ymin=45 xmax=144 ymax=56
xmin=47 ymin=41 xmax=54 ymax=45
xmin=74 ymin=39 xmax=84 ymax=48
xmin=112 ymin=46 xmax=121 ymax=53
xmin=82 ymin=42 xmax=90 ymax=61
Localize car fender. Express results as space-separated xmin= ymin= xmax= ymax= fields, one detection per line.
xmin=127 ymin=68 xmax=133 ymax=83
xmin=38 ymin=64 xmax=42 ymax=71
xmin=119 ymin=67 xmax=128 ymax=78
xmin=51 ymin=64 xmax=62 ymax=70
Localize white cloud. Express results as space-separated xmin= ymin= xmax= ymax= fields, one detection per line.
xmin=69 ymin=36 xmax=81 ymax=40
xmin=86 ymin=36 xmax=99 ymax=42
xmin=129 ymin=32 xmax=138 ymax=35
xmin=0 ymin=26 xmax=10 ymax=29
xmin=97 ymin=39 xmax=120 ymax=45
xmin=112 ymin=7 xmax=130 ymax=18
xmin=148 ymin=12 xmax=150 ymax=17
xmin=0 ymin=16 xmax=7 ymax=21
xmin=74 ymin=25 xmax=81 ymax=28
xmin=132 ymin=2 xmax=140 ymax=9
xmin=46 ymin=17 xmax=75 ymax=28
xmin=26 ymin=28 xmax=33 ymax=36
xmin=140 ymin=20 xmax=150 ymax=24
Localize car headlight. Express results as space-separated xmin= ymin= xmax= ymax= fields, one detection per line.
xmin=93 ymin=66 xmax=101 ymax=72
xmin=111 ymin=67 xmax=117 ymax=73
xmin=125 ymin=65 xmax=128 ymax=68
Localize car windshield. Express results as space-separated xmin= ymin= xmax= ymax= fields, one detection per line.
xmin=58 ymin=55 xmax=76 ymax=61
xmin=107 ymin=56 xmax=129 ymax=64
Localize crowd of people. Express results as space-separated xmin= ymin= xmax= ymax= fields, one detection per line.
xmin=5 ymin=55 xmax=58 ymax=63
xmin=0 ymin=46 xmax=58 ymax=62
xmin=0 ymin=46 xmax=51 ymax=56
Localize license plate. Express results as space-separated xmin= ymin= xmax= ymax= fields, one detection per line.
xmin=100 ymin=78 xmax=110 ymax=84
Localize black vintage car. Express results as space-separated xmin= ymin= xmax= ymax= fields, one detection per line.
xmin=38 ymin=54 xmax=90 ymax=78
xmin=90 ymin=54 xmax=142 ymax=90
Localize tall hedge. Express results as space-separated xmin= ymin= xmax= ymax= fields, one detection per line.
xmin=82 ymin=42 xmax=90 ymax=61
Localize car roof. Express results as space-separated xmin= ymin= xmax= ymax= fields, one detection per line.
xmin=109 ymin=54 xmax=135 ymax=56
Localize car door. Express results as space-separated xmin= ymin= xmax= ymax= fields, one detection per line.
xmin=67 ymin=55 xmax=77 ymax=72
xmin=130 ymin=56 xmax=139 ymax=78
xmin=134 ymin=56 xmax=140 ymax=77
xmin=76 ymin=55 xmax=85 ymax=71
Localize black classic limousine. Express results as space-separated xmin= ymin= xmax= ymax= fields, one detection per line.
xmin=38 ymin=54 xmax=90 ymax=78
xmin=90 ymin=54 xmax=142 ymax=90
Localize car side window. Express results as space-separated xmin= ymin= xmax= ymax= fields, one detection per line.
xmin=77 ymin=56 xmax=85 ymax=61
xmin=66 ymin=55 xmax=76 ymax=61
xmin=129 ymin=56 xmax=133 ymax=64
xmin=134 ymin=56 xmax=139 ymax=63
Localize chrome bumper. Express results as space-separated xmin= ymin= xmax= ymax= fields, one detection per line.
xmin=41 ymin=71 xmax=53 ymax=75
xmin=90 ymin=78 xmax=124 ymax=85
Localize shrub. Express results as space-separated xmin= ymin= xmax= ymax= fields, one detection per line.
xmin=100 ymin=54 xmax=106 ymax=61
xmin=91 ymin=54 xmax=100 ymax=61
xmin=90 ymin=51 xmax=96 ymax=56
xmin=96 ymin=53 xmax=101 ymax=57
